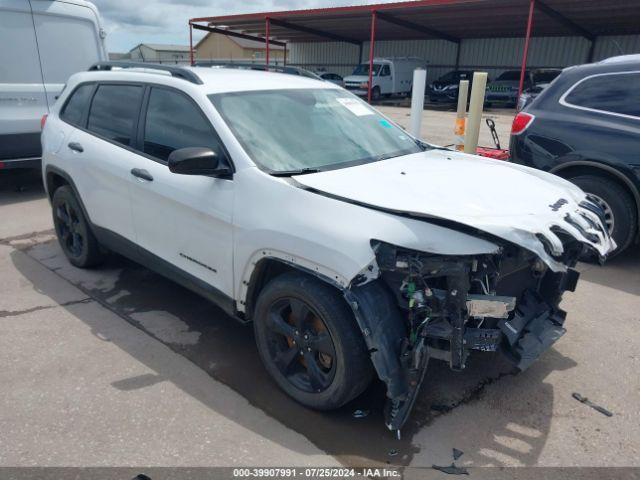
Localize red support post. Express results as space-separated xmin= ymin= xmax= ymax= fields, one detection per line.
xmin=518 ymin=0 xmax=535 ymax=98
xmin=367 ymin=11 xmax=377 ymax=103
xmin=265 ymin=17 xmax=270 ymax=70
xmin=189 ymin=22 xmax=194 ymax=66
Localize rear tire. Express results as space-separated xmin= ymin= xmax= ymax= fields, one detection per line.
xmin=52 ymin=185 xmax=104 ymax=268
xmin=253 ymin=272 xmax=373 ymax=410
xmin=569 ymin=174 xmax=637 ymax=257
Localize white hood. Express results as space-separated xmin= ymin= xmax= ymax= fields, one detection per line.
xmin=344 ymin=75 xmax=369 ymax=83
xmin=293 ymin=150 xmax=615 ymax=271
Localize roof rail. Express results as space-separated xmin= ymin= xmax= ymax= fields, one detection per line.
xmin=88 ymin=61 xmax=203 ymax=85
xmin=194 ymin=61 xmax=322 ymax=80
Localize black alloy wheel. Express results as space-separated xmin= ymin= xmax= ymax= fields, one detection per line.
xmin=253 ymin=272 xmax=373 ymax=410
xmin=52 ymin=185 xmax=104 ymax=268
xmin=264 ymin=296 xmax=336 ymax=393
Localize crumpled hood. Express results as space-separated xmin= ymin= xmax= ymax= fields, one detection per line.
xmin=293 ymin=150 xmax=616 ymax=271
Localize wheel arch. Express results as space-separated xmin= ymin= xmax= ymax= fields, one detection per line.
xmin=551 ymin=160 xmax=640 ymax=230
xmin=242 ymin=254 xmax=410 ymax=423
xmin=241 ymin=255 xmax=349 ymax=321
xmin=44 ymin=165 xmax=94 ymax=226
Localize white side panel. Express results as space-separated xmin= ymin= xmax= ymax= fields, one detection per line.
xmin=68 ymin=129 xmax=137 ymax=242
xmin=30 ymin=0 xmax=106 ymax=107
xmin=129 ymin=161 xmax=235 ymax=296
xmin=0 ymin=0 xmax=46 ymax=137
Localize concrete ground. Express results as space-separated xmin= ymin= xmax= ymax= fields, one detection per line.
xmin=377 ymin=103 xmax=515 ymax=148
xmin=1 ymin=114 xmax=639 ymax=472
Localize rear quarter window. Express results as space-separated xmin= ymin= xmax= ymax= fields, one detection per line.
xmin=563 ymin=72 xmax=640 ymax=118
xmin=60 ymin=84 xmax=94 ymax=126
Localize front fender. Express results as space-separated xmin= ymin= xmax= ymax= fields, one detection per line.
xmin=236 ymin=245 xmax=375 ymax=313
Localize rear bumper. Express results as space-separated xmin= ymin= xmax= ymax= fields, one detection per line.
xmin=1 ymin=133 xmax=42 ymax=161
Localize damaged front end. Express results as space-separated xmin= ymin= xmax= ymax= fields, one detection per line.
xmin=345 ymin=237 xmax=585 ymax=433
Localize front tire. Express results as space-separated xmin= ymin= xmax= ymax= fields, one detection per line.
xmin=253 ymin=272 xmax=373 ymax=410
xmin=52 ymin=185 xmax=104 ymax=268
xmin=569 ymin=174 xmax=637 ymax=256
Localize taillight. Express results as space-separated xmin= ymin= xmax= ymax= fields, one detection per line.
xmin=511 ymin=112 xmax=534 ymax=135
xmin=40 ymin=114 xmax=48 ymax=130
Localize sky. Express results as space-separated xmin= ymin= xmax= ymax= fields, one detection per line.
xmin=94 ymin=0 xmax=401 ymax=52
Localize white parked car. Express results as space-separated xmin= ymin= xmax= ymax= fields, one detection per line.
xmin=0 ymin=0 xmax=106 ymax=169
xmin=343 ymin=57 xmax=423 ymax=99
xmin=42 ymin=63 xmax=614 ymax=432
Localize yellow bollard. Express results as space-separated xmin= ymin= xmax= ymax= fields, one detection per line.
xmin=464 ymin=72 xmax=488 ymax=154
xmin=454 ymin=80 xmax=469 ymax=151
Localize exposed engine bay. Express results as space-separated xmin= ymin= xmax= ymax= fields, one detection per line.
xmin=345 ymin=237 xmax=584 ymax=433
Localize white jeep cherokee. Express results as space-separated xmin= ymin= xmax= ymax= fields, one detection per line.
xmin=42 ymin=62 xmax=614 ymax=432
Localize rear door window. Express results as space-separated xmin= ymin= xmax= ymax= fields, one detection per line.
xmin=143 ymin=87 xmax=223 ymax=162
xmin=60 ymin=84 xmax=94 ymax=127
xmin=564 ymin=72 xmax=640 ymax=118
xmin=87 ymin=85 xmax=143 ymax=146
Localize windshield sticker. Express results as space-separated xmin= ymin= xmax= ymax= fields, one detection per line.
xmin=336 ymin=97 xmax=375 ymax=116
xmin=379 ymin=119 xmax=392 ymax=128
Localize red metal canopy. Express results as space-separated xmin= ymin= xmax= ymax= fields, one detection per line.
xmin=189 ymin=0 xmax=640 ymax=101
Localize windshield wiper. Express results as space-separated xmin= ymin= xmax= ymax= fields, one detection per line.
xmin=415 ymin=139 xmax=436 ymax=151
xmin=270 ymin=167 xmax=322 ymax=177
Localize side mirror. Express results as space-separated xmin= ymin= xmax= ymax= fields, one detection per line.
xmin=168 ymin=147 xmax=230 ymax=177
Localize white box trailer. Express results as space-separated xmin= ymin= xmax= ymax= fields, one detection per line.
xmin=343 ymin=57 xmax=425 ymax=99
xmin=0 ymin=0 xmax=107 ymax=169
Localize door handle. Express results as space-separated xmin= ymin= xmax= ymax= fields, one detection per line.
xmin=68 ymin=142 xmax=83 ymax=153
xmin=130 ymin=168 xmax=153 ymax=182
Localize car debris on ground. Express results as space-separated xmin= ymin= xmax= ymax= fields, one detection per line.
xmin=572 ymin=392 xmax=613 ymax=417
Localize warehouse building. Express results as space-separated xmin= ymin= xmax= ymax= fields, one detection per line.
xmin=129 ymin=43 xmax=191 ymax=64
xmin=189 ymin=0 xmax=640 ymax=98
xmin=195 ymin=31 xmax=286 ymax=62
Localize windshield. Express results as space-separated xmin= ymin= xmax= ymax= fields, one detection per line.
xmin=352 ymin=64 xmax=381 ymax=76
xmin=439 ymin=71 xmax=470 ymax=82
xmin=533 ymin=70 xmax=560 ymax=83
xmin=209 ymin=89 xmax=422 ymax=173
xmin=496 ymin=70 xmax=524 ymax=81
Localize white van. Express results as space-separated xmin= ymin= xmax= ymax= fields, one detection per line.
xmin=0 ymin=0 xmax=106 ymax=169
xmin=343 ymin=57 xmax=424 ymax=100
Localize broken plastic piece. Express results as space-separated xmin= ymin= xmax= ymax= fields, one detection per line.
xmin=352 ymin=409 xmax=369 ymax=419
xmin=452 ymin=448 xmax=464 ymax=461
xmin=432 ymin=464 xmax=469 ymax=475
xmin=466 ymin=294 xmax=515 ymax=318
xmin=572 ymin=392 xmax=613 ymax=417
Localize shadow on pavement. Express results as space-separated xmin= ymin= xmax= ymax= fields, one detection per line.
xmin=14 ymin=240 xmax=565 ymax=467
xmin=0 ymin=169 xmax=45 ymax=207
